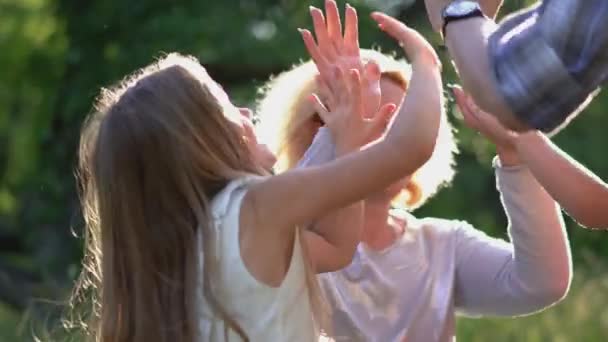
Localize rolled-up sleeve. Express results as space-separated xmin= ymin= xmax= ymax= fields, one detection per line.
xmin=488 ymin=0 xmax=608 ymax=133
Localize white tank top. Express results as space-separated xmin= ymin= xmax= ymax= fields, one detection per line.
xmin=197 ymin=176 xmax=318 ymax=341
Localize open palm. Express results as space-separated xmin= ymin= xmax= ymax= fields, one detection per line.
xmin=300 ymin=0 xmax=381 ymax=118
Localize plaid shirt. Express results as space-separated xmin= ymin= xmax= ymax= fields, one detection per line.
xmin=489 ymin=0 xmax=608 ymax=132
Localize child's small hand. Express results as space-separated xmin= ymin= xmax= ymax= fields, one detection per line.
xmin=300 ymin=0 xmax=381 ymax=118
xmin=309 ymin=68 xmax=397 ymax=155
xmin=452 ymin=85 xmax=521 ymax=166
xmin=370 ymin=12 xmax=441 ymax=69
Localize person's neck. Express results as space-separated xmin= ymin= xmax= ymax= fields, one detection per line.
xmin=361 ymin=197 xmax=404 ymax=251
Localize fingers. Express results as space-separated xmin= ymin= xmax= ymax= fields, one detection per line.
xmin=346 ymin=69 xmax=365 ymax=116
xmin=314 ymin=74 xmax=335 ymax=110
xmin=299 ymin=29 xmax=323 ymax=66
xmin=320 ymin=66 xmax=344 ymax=100
xmin=299 ymin=28 xmax=332 ymax=77
xmin=311 ymin=67 xmax=346 ymax=124
xmin=343 ymin=3 xmax=359 ymax=56
xmin=361 ymin=61 xmax=382 ymax=118
xmin=452 ymin=86 xmax=482 ymax=130
xmin=363 ymin=61 xmax=381 ymax=83
xmin=451 ymin=85 xmax=466 ymax=109
xmin=370 ymin=12 xmax=412 ymax=42
xmin=452 ymin=85 xmax=517 ymax=147
xmin=310 ymin=7 xmax=337 ymax=61
xmin=309 ymin=93 xmax=330 ymax=123
xmin=330 ymin=67 xmax=348 ymax=105
xmin=452 ymin=86 xmax=473 ymax=119
xmin=325 ymin=0 xmax=343 ymax=50
xmin=238 ymin=107 xmax=253 ymax=119
xmin=372 ymin=103 xmax=398 ymax=129
xmin=370 ymin=12 xmax=439 ymax=65
xmin=456 ymin=86 xmax=483 ymax=120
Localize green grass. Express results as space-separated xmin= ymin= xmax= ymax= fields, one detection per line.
xmin=457 ymin=268 xmax=608 ymax=341
xmin=0 ymin=303 xmax=27 ymax=342
xmin=2 ymin=267 xmax=608 ymax=341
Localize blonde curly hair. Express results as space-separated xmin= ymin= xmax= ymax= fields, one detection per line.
xmin=257 ymin=49 xmax=458 ymax=210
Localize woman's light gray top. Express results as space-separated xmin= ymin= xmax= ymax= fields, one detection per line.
xmin=298 ymin=127 xmax=572 ymax=342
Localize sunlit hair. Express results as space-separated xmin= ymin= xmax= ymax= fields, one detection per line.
xmin=71 ymin=53 xmax=322 ymax=342
xmin=257 ymin=49 xmax=458 ymax=210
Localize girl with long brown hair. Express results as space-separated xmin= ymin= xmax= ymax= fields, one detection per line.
xmin=70 ymin=9 xmax=443 ymax=342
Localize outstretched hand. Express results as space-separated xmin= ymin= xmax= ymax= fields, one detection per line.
xmin=370 ymin=12 xmax=441 ymax=68
xmin=452 ymin=85 xmax=520 ymax=165
xmin=300 ymin=0 xmax=381 ymax=118
xmin=309 ymin=68 xmax=397 ymax=156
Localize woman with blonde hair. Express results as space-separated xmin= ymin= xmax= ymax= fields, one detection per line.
xmin=258 ymin=47 xmax=455 ymax=210
xmin=257 ymin=2 xmax=572 ymax=341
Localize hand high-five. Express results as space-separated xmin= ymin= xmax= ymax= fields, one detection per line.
xmin=451 ymin=85 xmax=521 ymax=166
xmin=452 ymin=85 xmax=516 ymax=150
xmin=308 ymin=68 xmax=397 ymax=155
xmin=299 ymin=0 xmax=382 ymax=118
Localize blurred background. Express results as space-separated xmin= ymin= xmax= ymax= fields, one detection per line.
xmin=1 ymin=0 xmax=608 ymax=340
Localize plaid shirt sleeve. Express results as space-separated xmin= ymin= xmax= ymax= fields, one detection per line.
xmin=488 ymin=0 xmax=608 ymax=132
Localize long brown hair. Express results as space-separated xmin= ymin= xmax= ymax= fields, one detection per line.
xmin=72 ymin=53 xmax=262 ymax=342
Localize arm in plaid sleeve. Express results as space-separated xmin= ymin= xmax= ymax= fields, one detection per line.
xmin=489 ymin=0 xmax=608 ymax=133
xmin=445 ymin=0 xmax=608 ymax=133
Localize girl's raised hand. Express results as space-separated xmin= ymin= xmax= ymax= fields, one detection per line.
xmin=300 ymin=0 xmax=381 ymax=118
xmin=366 ymin=12 xmax=442 ymax=166
xmin=309 ymin=68 xmax=396 ymax=155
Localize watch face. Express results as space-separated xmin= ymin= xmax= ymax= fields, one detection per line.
xmin=446 ymin=1 xmax=479 ymax=16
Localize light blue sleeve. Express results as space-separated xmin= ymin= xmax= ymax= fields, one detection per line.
xmin=296 ymin=127 xmax=336 ymax=168
xmin=453 ymin=160 xmax=572 ymax=316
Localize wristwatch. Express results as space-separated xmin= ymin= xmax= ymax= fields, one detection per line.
xmin=441 ymin=1 xmax=485 ymax=38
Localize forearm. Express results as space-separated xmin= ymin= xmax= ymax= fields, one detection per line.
xmin=297 ymin=127 xmax=364 ymax=272
xmin=515 ymin=131 xmax=608 ymax=229
xmin=445 ymin=18 xmax=527 ymax=131
xmin=456 ymin=163 xmax=571 ymax=316
xmin=497 ymin=162 xmax=571 ymax=309
xmin=306 ymin=202 xmax=363 ymax=273
xmin=386 ymin=57 xmax=442 ymax=162
xmin=255 ymin=24 xmax=442 ymax=236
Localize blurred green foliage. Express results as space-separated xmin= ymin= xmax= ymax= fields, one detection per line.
xmin=1 ymin=0 xmax=608 ymax=340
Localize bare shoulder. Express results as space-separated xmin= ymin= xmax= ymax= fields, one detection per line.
xmin=239 ymin=183 xmax=295 ymax=286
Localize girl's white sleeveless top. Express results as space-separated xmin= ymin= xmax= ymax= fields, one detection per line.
xmin=197 ymin=176 xmax=318 ymax=341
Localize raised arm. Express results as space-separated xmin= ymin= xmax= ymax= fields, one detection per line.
xmin=421 ymin=0 xmax=512 ymax=127
xmin=297 ymin=128 xmax=365 ymax=273
xmin=451 ymin=87 xmax=571 ymax=315
xmin=245 ymin=13 xmax=442 ymax=241
xmin=444 ymin=17 xmax=525 ymax=130
xmin=295 ymin=1 xmax=381 ymax=273
xmin=451 ymin=170 xmax=571 ymax=316
xmin=454 ymin=85 xmax=608 ymax=229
